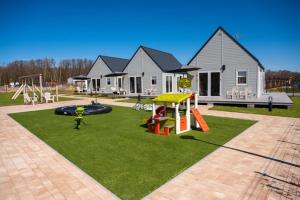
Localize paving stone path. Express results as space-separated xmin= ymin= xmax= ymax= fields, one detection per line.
xmin=0 ymin=97 xmax=299 ymax=200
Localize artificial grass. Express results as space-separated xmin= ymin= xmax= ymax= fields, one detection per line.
xmin=117 ymin=97 xmax=155 ymax=104
xmin=11 ymin=106 xmax=255 ymax=200
xmin=0 ymin=92 xmax=77 ymax=107
xmin=210 ymin=96 xmax=300 ymax=118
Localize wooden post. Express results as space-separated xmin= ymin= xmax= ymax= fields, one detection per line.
xmin=31 ymin=78 xmax=35 ymax=106
xmin=152 ymin=103 xmax=156 ymax=119
xmin=175 ymin=103 xmax=180 ymax=134
xmin=186 ymin=97 xmax=191 ymax=131
xmin=39 ymin=74 xmax=43 ymax=103
xmin=56 ymin=85 xmax=59 ymax=102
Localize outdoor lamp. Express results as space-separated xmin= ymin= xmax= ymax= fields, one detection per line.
xmin=142 ymin=72 xmax=145 ymax=77
xmin=221 ymin=65 xmax=226 ymax=72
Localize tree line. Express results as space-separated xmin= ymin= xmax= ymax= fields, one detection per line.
xmin=0 ymin=58 xmax=299 ymax=87
xmin=0 ymin=58 xmax=93 ymax=85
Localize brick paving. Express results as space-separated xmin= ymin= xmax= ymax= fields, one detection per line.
xmin=0 ymin=97 xmax=299 ymax=200
xmin=144 ymin=109 xmax=300 ymax=200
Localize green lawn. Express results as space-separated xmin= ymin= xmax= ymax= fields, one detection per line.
xmin=117 ymin=97 xmax=156 ymax=104
xmin=210 ymin=96 xmax=300 ymax=118
xmin=11 ymin=106 xmax=255 ymax=199
xmin=0 ymin=92 xmax=77 ymax=107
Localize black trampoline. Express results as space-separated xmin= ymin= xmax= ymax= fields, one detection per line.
xmin=54 ymin=104 xmax=112 ymax=116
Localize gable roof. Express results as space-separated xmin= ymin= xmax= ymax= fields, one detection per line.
xmin=99 ymin=55 xmax=129 ymax=72
xmin=187 ymin=26 xmax=264 ymax=70
xmin=87 ymin=55 xmax=129 ymax=76
xmin=123 ymin=45 xmax=182 ymax=72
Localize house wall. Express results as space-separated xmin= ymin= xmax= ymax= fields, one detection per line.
xmin=87 ymin=57 xmax=115 ymax=93
xmin=188 ymin=29 xmax=262 ymax=98
xmin=123 ymin=48 xmax=163 ymax=95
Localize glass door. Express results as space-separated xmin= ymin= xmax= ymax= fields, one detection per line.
xmin=117 ymin=77 xmax=122 ymax=90
xmin=199 ymin=73 xmax=208 ymax=96
xmin=166 ymin=75 xmax=173 ymax=93
xmin=130 ymin=77 xmax=142 ymax=94
xmin=136 ymin=77 xmax=142 ymax=93
xmin=96 ymin=79 xmax=100 ymax=91
xmin=130 ymin=77 xmax=135 ymax=93
xmin=211 ymin=72 xmax=220 ymax=96
xmin=92 ymin=79 xmax=96 ymax=92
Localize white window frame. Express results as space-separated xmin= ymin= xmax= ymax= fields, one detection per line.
xmin=106 ymin=77 xmax=111 ymax=86
xmin=151 ymin=76 xmax=157 ymax=86
xmin=236 ymin=70 xmax=248 ymax=85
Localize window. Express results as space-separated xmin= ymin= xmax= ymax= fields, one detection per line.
xmin=237 ymin=71 xmax=247 ymax=85
xmin=151 ymin=76 xmax=157 ymax=85
xmin=106 ymin=78 xmax=111 ymax=85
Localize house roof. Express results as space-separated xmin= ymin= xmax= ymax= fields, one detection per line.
xmin=123 ymin=45 xmax=182 ymax=72
xmin=100 ymin=55 xmax=129 ymax=72
xmin=141 ymin=46 xmax=182 ymax=72
xmin=187 ymin=26 xmax=264 ymax=70
xmin=153 ymin=93 xmax=192 ymax=103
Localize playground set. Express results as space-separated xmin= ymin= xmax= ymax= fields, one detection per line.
xmin=147 ymin=93 xmax=209 ymax=135
xmin=11 ymin=74 xmax=58 ymax=105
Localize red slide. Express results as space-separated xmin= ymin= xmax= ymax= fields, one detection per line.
xmin=191 ymin=108 xmax=209 ymax=132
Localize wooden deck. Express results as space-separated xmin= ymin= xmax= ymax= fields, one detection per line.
xmin=198 ymin=92 xmax=293 ymax=107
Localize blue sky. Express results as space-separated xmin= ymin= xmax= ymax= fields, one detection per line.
xmin=0 ymin=0 xmax=299 ymax=71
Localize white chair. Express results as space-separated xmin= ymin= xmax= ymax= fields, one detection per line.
xmin=76 ymin=86 xmax=83 ymax=93
xmin=226 ymin=90 xmax=233 ymax=99
xmin=239 ymin=90 xmax=246 ymax=99
xmin=23 ymin=93 xmax=38 ymax=104
xmin=111 ymin=87 xmax=119 ymax=95
xmin=44 ymin=92 xmax=55 ymax=103
xmin=246 ymin=87 xmax=253 ymax=99
xmin=119 ymin=88 xmax=127 ymax=95
xmin=23 ymin=93 xmax=32 ymax=104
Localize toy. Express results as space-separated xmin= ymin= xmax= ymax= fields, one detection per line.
xmin=147 ymin=93 xmax=209 ymax=135
xmin=74 ymin=106 xmax=85 ymax=129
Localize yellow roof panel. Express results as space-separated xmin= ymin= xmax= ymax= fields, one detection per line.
xmin=153 ymin=93 xmax=192 ymax=103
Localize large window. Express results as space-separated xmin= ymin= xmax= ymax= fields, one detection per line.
xmin=237 ymin=71 xmax=247 ymax=85
xmin=151 ymin=76 xmax=157 ymax=85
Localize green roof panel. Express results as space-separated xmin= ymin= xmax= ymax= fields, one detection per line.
xmin=153 ymin=93 xmax=192 ymax=103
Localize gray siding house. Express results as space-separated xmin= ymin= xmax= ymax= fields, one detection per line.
xmin=122 ymin=46 xmax=184 ymax=95
xmin=87 ymin=55 xmax=129 ymax=93
xmin=86 ymin=27 xmax=267 ymax=101
xmin=186 ymin=27 xmax=265 ymax=99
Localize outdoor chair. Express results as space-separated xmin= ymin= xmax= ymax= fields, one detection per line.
xmin=24 ymin=93 xmax=38 ymax=104
xmin=239 ymin=90 xmax=246 ymax=99
xmin=245 ymin=87 xmax=253 ymax=99
xmin=226 ymin=90 xmax=233 ymax=99
xmin=44 ymin=92 xmax=55 ymax=103
xmin=111 ymin=87 xmax=119 ymax=95
xmin=119 ymin=88 xmax=127 ymax=95
xmin=76 ymin=86 xmax=83 ymax=93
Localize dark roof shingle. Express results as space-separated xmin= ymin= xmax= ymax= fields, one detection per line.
xmin=141 ymin=46 xmax=182 ymax=71
xmin=100 ymin=55 xmax=129 ymax=72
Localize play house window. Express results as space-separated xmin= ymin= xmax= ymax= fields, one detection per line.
xmin=237 ymin=71 xmax=247 ymax=85
xmin=107 ymin=78 xmax=111 ymax=85
xmin=151 ymin=76 xmax=157 ymax=85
